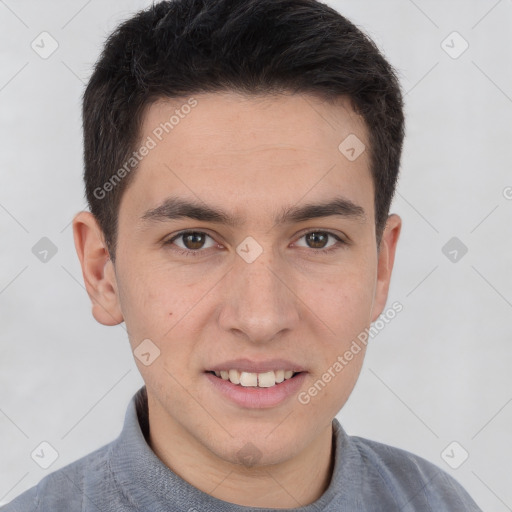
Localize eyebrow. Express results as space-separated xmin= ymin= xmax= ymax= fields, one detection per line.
xmin=140 ymin=195 xmax=367 ymax=227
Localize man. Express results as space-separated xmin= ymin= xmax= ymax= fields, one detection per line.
xmin=3 ymin=0 xmax=482 ymax=510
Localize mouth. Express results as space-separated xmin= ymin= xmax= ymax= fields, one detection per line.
xmin=207 ymin=369 xmax=302 ymax=388
xmin=205 ymin=359 xmax=307 ymax=408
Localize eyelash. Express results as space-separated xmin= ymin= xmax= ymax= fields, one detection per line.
xmin=164 ymin=230 xmax=346 ymax=257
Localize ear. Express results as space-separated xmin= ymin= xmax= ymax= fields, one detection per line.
xmin=72 ymin=211 xmax=124 ymax=326
xmin=370 ymin=214 xmax=402 ymax=322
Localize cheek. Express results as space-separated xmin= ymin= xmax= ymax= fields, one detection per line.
xmin=306 ymin=267 xmax=374 ymax=409
xmin=115 ymin=264 xmax=178 ymax=340
xmin=297 ymin=342 xmax=368 ymax=419
xmin=310 ymin=264 xmax=376 ymax=341
xmin=117 ymin=260 xmax=215 ymax=352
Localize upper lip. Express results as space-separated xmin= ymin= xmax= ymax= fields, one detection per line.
xmin=208 ymin=358 xmax=306 ymax=373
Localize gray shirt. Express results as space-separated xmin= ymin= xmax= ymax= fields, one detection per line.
xmin=2 ymin=386 xmax=482 ymax=511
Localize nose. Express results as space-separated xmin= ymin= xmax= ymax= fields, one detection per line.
xmin=217 ymin=249 xmax=300 ymax=344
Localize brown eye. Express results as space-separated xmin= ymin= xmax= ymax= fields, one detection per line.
xmin=182 ymin=232 xmax=206 ymax=250
xmin=294 ymin=231 xmax=344 ymax=252
xmin=305 ymin=232 xmax=329 ymax=249
xmin=168 ymin=231 xmax=216 ymax=252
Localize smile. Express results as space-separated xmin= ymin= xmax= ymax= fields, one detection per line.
xmin=209 ymin=369 xmax=299 ymax=388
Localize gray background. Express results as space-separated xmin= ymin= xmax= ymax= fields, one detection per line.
xmin=1 ymin=0 xmax=511 ymax=509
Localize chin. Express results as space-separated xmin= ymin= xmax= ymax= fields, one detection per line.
xmin=207 ymin=424 xmax=305 ymax=468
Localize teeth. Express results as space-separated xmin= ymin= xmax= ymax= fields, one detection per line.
xmin=228 ymin=369 xmax=240 ymax=384
xmin=258 ymin=371 xmax=275 ymax=387
xmin=240 ymin=371 xmax=258 ymax=387
xmin=213 ymin=369 xmax=297 ymax=387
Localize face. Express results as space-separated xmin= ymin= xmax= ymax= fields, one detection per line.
xmin=74 ymin=92 xmax=400 ymax=468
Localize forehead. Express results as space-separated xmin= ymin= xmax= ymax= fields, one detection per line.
xmin=121 ymin=92 xmax=374 ymax=222
xmin=142 ymin=92 xmax=365 ymax=154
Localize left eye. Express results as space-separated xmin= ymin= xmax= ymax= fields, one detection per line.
xmin=294 ymin=231 xmax=341 ymax=250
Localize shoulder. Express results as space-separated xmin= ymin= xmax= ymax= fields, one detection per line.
xmin=1 ymin=442 xmax=114 ymax=512
xmin=347 ymin=433 xmax=482 ymax=511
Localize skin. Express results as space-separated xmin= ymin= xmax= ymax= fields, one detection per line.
xmin=73 ymin=92 xmax=401 ymax=508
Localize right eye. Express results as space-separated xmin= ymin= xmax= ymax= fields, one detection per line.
xmin=165 ymin=231 xmax=219 ymax=255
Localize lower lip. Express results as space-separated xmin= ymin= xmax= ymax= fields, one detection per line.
xmin=205 ymin=372 xmax=307 ymax=409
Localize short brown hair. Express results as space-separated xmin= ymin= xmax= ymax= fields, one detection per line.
xmin=82 ymin=0 xmax=405 ymax=261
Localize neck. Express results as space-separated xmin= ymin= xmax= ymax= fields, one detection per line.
xmin=146 ymin=396 xmax=335 ymax=508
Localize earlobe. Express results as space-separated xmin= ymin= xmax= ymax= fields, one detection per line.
xmin=370 ymin=214 xmax=402 ymax=323
xmin=72 ymin=211 xmax=124 ymax=326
